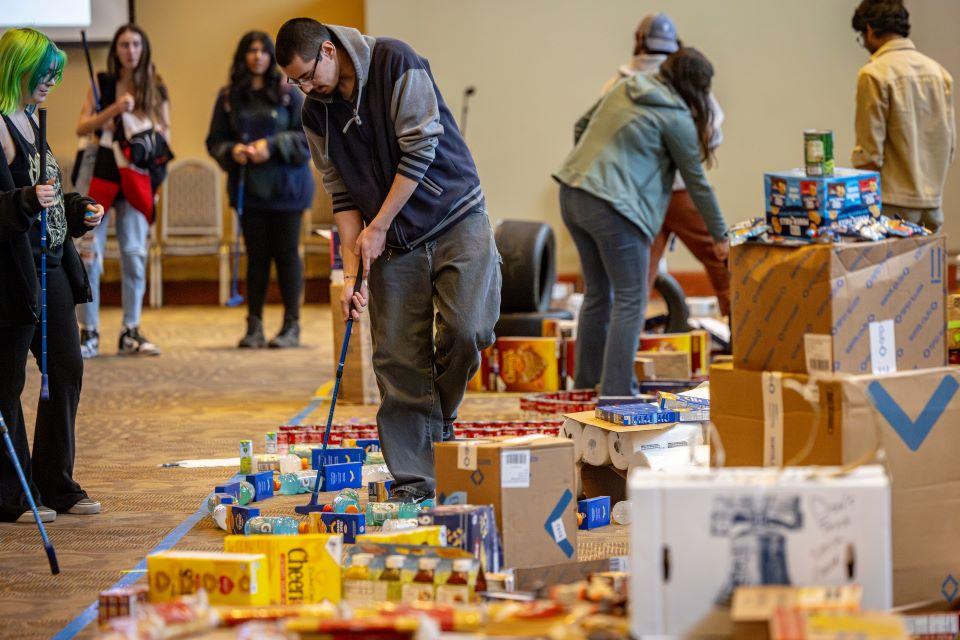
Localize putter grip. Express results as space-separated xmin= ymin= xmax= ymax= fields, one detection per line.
xmin=351 ymin=261 xmax=364 ymax=295
xmin=38 ymin=109 xmax=46 ymax=182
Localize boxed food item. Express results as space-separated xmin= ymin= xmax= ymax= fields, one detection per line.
xmin=147 ymin=551 xmax=270 ymax=606
xmin=640 ymin=330 xmax=710 ymax=376
xmin=629 ymin=466 xmax=892 ymax=637
xmin=330 ymin=281 xmax=378 ymax=404
xmin=711 ymin=363 xmax=960 ymax=605
xmin=418 ymin=505 xmax=503 ymax=573
xmin=731 ymin=235 xmax=947 ymax=374
xmin=949 ymin=293 xmax=960 ymax=351
xmin=224 ymin=533 xmax=342 ymax=605
xmin=636 ymin=350 xmax=690 ymax=380
xmin=98 ymin=585 xmax=148 ymax=628
xmin=435 ymin=436 xmax=577 ymax=569
xmin=356 ymin=525 xmax=447 ymax=547
xmin=493 ymin=337 xmax=562 ymax=392
xmin=764 ymin=168 xmax=881 ymax=238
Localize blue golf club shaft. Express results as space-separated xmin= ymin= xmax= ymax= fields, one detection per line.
xmin=38 ymin=109 xmax=49 ymax=400
xmin=226 ymin=164 xmax=246 ymax=306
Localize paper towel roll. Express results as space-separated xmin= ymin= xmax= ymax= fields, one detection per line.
xmin=582 ymin=425 xmax=612 ymax=466
xmin=607 ymin=423 xmax=703 ymax=470
xmin=627 ymin=447 xmax=695 ymax=475
xmin=560 ymin=417 xmax=584 ymax=462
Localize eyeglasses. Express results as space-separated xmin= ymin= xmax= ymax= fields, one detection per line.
xmin=287 ymin=43 xmax=322 ymax=87
xmin=856 ymin=32 xmax=866 ymax=47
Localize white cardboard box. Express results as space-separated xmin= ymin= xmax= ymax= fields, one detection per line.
xmin=629 ymin=465 xmax=892 ymax=637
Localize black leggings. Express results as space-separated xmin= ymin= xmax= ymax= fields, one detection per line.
xmin=0 ymin=265 xmax=87 ymax=521
xmin=241 ymin=208 xmax=303 ymax=321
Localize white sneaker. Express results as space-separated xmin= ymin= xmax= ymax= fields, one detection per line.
xmin=118 ymin=327 xmax=161 ymax=356
xmin=67 ymin=498 xmax=101 ymax=515
xmin=16 ymin=506 xmax=56 ymax=523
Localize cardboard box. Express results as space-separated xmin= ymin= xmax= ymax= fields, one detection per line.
xmin=330 ymin=282 xmax=378 ymax=404
xmin=711 ymin=363 xmax=960 ymax=606
xmin=731 ymin=236 xmax=947 ymax=374
xmin=418 ymin=504 xmax=503 ymax=573
xmin=147 ymin=551 xmax=270 ymax=606
xmin=765 ymin=168 xmax=882 ymax=238
xmin=636 ymin=350 xmax=691 ymax=380
xmin=640 ymin=330 xmax=710 ymax=376
xmin=225 ymin=534 xmax=342 ymax=605
xmin=493 ymin=338 xmax=562 ymax=392
xmin=435 ymin=436 xmax=577 ymax=569
xmin=313 ymin=512 xmax=366 ymax=543
xmin=629 ymin=466 xmax=892 ymax=637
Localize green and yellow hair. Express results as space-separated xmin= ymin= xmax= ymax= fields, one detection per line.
xmin=0 ymin=28 xmax=66 ymax=115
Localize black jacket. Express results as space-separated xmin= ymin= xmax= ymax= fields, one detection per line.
xmin=206 ymin=85 xmax=314 ymax=212
xmin=302 ymin=25 xmax=484 ymax=250
xmin=0 ymin=145 xmax=94 ymax=328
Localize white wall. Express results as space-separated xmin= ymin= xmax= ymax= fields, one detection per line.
xmin=366 ymin=0 xmax=959 ymax=273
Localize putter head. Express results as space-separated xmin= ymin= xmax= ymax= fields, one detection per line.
xmin=46 ymin=545 xmax=60 ymax=575
xmin=294 ymin=502 xmax=327 ymax=515
xmin=225 ymin=294 xmax=244 ymax=307
xmin=294 ymin=471 xmax=325 ymax=515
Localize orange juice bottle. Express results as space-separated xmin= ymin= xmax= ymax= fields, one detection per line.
xmin=436 ymin=558 xmax=472 ymax=604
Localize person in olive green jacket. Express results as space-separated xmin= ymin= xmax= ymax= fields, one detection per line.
xmin=553 ymin=47 xmax=728 ymax=396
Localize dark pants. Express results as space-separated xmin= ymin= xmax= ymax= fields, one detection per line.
xmin=648 ymin=190 xmax=731 ymax=316
xmin=241 ymin=208 xmax=304 ymax=322
xmin=368 ymin=211 xmax=501 ymax=498
xmin=0 ymin=265 xmax=87 ymax=521
xmin=560 ymin=185 xmax=650 ymax=396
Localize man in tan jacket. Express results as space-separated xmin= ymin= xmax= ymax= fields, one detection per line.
xmin=851 ymin=0 xmax=955 ymax=232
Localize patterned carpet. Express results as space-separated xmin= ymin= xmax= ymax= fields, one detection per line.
xmin=0 ymin=304 xmax=626 ymax=639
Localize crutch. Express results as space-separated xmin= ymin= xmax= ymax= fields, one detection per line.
xmin=37 ymin=108 xmax=50 ymax=400
xmin=0 ymin=412 xmax=59 ymax=574
xmin=225 ymin=164 xmax=246 ymax=307
xmin=296 ymin=261 xmax=364 ymax=514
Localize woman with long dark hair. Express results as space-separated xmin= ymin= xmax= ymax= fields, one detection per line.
xmin=206 ymin=31 xmax=313 ymax=348
xmin=0 ymin=28 xmax=104 ymax=522
xmin=74 ymin=24 xmax=170 ymax=357
xmin=553 ymin=47 xmax=728 ymax=395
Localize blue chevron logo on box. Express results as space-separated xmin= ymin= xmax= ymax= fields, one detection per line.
xmin=867 ymin=375 xmax=959 ymax=452
xmin=544 ymin=489 xmax=575 ymax=558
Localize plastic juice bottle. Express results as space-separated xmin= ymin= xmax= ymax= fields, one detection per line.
xmin=402 ymin=557 xmax=438 ymax=602
xmin=436 ymin=558 xmax=472 ymax=604
xmin=237 ymin=481 xmax=255 ymax=505
xmin=333 ymin=489 xmax=361 ymax=513
xmin=243 ymin=516 xmax=300 ymax=535
xmin=277 ymin=473 xmax=302 ymax=495
xmin=379 ymin=555 xmax=406 ymax=602
xmin=239 ymin=440 xmax=254 ymax=475
xmin=343 ymin=553 xmax=375 ymax=604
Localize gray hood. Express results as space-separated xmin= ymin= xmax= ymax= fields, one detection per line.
xmin=624 ymin=73 xmax=686 ymax=111
xmin=306 ymin=24 xmax=377 ymax=137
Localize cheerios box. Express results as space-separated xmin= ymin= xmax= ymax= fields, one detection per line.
xmin=147 ymin=550 xmax=270 ymax=606
xmin=764 ymin=168 xmax=881 ymax=238
xmin=225 ymin=533 xmax=342 ymax=605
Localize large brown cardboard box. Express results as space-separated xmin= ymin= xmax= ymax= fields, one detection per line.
xmin=435 ymin=436 xmax=577 ymax=569
xmin=329 ymin=282 xmax=378 ymax=404
xmin=711 ymin=362 xmax=960 ymax=605
xmin=731 ymin=236 xmax=947 ymax=374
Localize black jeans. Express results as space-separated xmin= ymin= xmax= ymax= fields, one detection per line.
xmin=0 ymin=265 xmax=87 ymax=521
xmin=241 ymin=208 xmax=303 ymax=322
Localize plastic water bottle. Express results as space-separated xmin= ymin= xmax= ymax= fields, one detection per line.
xmin=237 ymin=481 xmax=255 ymax=505
xmin=611 ymin=500 xmax=631 ymax=525
xmin=333 ymin=489 xmax=361 ymax=513
xmin=244 ymin=516 xmax=300 ymax=535
xmin=277 ymin=473 xmax=302 ymax=495
xmin=297 ymin=471 xmax=319 ymax=493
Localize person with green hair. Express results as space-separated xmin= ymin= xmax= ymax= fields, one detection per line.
xmin=0 ymin=28 xmax=105 ymax=523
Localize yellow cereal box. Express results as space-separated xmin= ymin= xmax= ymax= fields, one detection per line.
xmin=356 ymin=525 xmax=447 ymax=547
xmin=147 ymin=551 xmax=269 ymax=606
xmin=224 ymin=534 xmax=342 ymax=605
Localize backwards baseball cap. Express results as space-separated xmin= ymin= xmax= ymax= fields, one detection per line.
xmin=637 ymin=13 xmax=679 ymax=53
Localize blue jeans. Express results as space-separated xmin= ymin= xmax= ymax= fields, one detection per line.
xmin=560 ymin=185 xmax=650 ymax=396
xmin=76 ymin=199 xmax=149 ymax=330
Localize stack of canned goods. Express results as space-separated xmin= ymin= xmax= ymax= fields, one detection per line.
xmin=277 ymin=418 xmax=563 ymax=443
xmin=518 ymin=390 xmax=598 ymax=416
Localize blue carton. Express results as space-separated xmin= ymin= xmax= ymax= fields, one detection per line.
xmin=596 ymin=403 xmax=679 ymax=426
xmin=353 ymin=439 xmax=381 ymax=455
xmin=245 ymin=471 xmax=274 ymax=501
xmin=214 ymin=482 xmax=241 ymax=500
xmin=320 ymin=512 xmax=365 ymax=543
xmin=418 ymin=504 xmax=503 ymax=573
xmin=764 ymin=168 xmax=881 ymax=238
xmin=324 ymin=462 xmax=363 ymax=491
xmin=228 ymin=504 xmax=260 ymax=535
xmin=578 ymin=496 xmax=611 ymax=530
xmin=312 ymin=447 xmax=364 ymax=470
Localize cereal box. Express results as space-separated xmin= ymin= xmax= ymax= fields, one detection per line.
xmin=224 ymin=534 xmax=342 ymax=605
xmin=147 ymin=551 xmax=270 ymax=606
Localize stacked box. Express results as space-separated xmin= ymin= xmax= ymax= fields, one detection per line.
xmin=147 ymin=551 xmax=270 ymax=606
xmin=330 ymin=281 xmax=378 ymax=404
xmin=225 ymin=534 xmax=342 ymax=605
xmin=418 ymin=504 xmax=503 ymax=573
xmin=764 ymin=168 xmax=881 ymax=238
xmin=639 ymin=330 xmax=710 ymax=377
xmin=595 ymin=403 xmax=679 ymax=426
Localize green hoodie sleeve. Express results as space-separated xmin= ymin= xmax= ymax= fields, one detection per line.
xmin=661 ymin=112 xmax=727 ymax=241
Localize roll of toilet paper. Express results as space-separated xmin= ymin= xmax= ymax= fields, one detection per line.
xmin=560 ymin=417 xmax=584 ymax=462
xmin=575 ymin=461 xmax=584 ymax=499
xmin=607 ymin=423 xmax=703 ymax=470
xmin=582 ymin=425 xmax=612 ymax=466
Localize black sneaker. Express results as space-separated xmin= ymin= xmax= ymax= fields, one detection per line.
xmin=118 ymin=327 xmax=161 ymax=356
xmin=79 ymin=329 xmax=100 ymax=359
xmin=238 ymin=316 xmax=266 ymax=349
xmin=268 ymin=319 xmax=300 ymax=349
xmin=387 ymin=491 xmax=436 ymax=505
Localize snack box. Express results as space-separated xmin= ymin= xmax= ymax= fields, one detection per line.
xmin=765 ymin=168 xmax=881 ymax=238
xmin=147 ymin=551 xmax=270 ymax=606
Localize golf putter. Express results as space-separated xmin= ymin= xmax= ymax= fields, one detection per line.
xmin=296 ymin=261 xmax=365 ymax=514
xmin=226 ymin=163 xmax=246 ymax=307
xmin=0 ymin=412 xmax=59 ymax=574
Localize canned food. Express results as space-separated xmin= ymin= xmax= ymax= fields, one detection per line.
xmin=804 ymin=129 xmax=834 ymax=177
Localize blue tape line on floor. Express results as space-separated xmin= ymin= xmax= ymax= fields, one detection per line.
xmin=52 ymin=386 xmax=331 ymax=639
